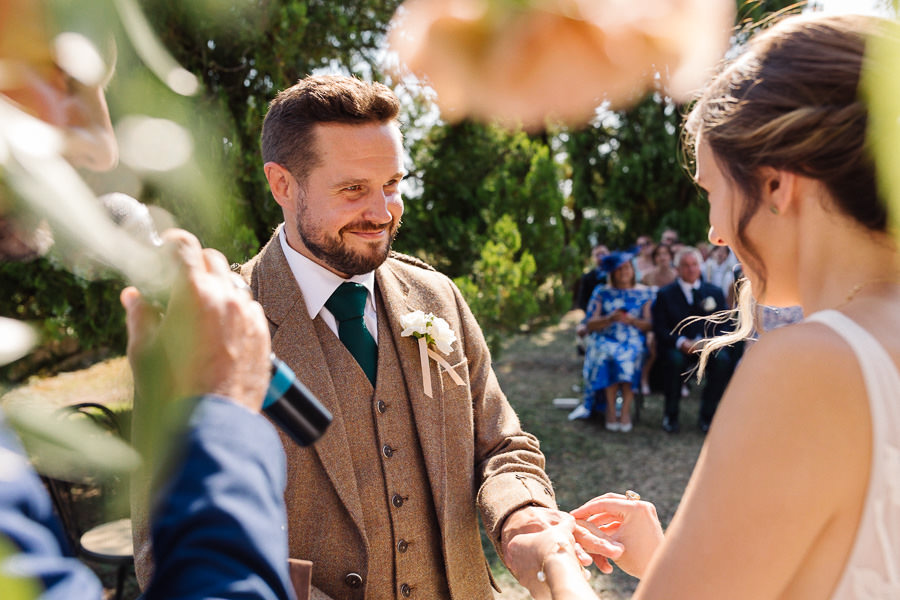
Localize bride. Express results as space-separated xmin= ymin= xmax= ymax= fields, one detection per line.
xmin=505 ymin=13 xmax=900 ymax=600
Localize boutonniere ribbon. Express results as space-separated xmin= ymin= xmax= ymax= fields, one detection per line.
xmin=400 ymin=310 xmax=465 ymax=398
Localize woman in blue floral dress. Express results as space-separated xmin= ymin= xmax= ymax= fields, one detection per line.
xmin=577 ymin=252 xmax=654 ymax=431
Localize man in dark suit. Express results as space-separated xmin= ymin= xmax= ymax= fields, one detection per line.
xmin=651 ymin=246 xmax=735 ymax=433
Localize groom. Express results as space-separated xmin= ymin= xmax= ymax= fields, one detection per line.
xmin=240 ymin=75 xmax=592 ymax=600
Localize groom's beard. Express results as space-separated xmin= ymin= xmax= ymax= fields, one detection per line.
xmin=296 ymin=206 xmax=401 ymax=277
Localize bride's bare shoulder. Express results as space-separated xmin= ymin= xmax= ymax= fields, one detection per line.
xmin=741 ymin=319 xmax=858 ymax=373
xmin=725 ymin=320 xmax=866 ymax=408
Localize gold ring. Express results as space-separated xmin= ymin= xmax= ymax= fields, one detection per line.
xmin=625 ymin=490 xmax=640 ymax=501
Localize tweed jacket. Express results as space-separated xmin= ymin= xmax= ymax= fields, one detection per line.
xmin=241 ymin=230 xmax=557 ymax=599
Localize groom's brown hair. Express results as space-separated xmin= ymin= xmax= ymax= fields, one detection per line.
xmin=261 ymin=75 xmax=400 ymax=187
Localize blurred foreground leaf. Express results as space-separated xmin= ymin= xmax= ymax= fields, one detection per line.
xmin=4 ymin=403 xmax=140 ymax=480
xmin=862 ymin=17 xmax=900 ymax=237
xmin=0 ymin=536 xmax=39 ymax=600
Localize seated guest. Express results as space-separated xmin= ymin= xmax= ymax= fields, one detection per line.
xmin=571 ymin=252 xmax=654 ymax=429
xmin=651 ymin=247 xmax=735 ymax=433
xmin=660 ymin=228 xmax=678 ymax=247
xmin=574 ymin=243 xmax=609 ymax=312
xmin=640 ymin=243 xmax=677 ymax=288
xmin=704 ymin=245 xmax=737 ymax=300
xmin=632 ymin=235 xmax=654 ymax=281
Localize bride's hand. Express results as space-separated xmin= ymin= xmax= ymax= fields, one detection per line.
xmin=570 ymin=493 xmax=665 ymax=578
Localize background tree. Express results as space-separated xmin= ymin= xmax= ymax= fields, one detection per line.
xmin=397 ymin=120 xmax=579 ymax=350
xmin=0 ymin=0 xmax=807 ymax=376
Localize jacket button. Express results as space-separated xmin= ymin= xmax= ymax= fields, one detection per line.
xmin=392 ymin=494 xmax=404 ymax=508
xmin=397 ymin=539 xmax=409 ymax=553
xmin=382 ymin=444 xmax=394 ymax=458
xmin=344 ymin=572 xmax=363 ymax=589
xmin=376 ymin=400 xmax=387 ymax=414
xmin=400 ymin=583 xmax=412 ymax=597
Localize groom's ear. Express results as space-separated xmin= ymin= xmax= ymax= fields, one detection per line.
xmin=263 ymin=162 xmax=296 ymax=209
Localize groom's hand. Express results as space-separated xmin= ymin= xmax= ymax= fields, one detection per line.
xmin=501 ymin=506 xmax=612 ymax=579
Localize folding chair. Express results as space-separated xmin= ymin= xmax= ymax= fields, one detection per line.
xmin=40 ymin=402 xmax=134 ymax=600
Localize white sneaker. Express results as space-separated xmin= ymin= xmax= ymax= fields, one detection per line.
xmin=605 ymin=421 xmax=621 ymax=432
xmin=568 ymin=405 xmax=592 ymax=421
xmin=619 ymin=422 xmax=633 ymax=433
xmin=681 ymin=384 xmax=690 ymax=398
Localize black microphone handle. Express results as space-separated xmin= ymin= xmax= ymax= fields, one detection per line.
xmin=264 ymin=354 xmax=332 ymax=446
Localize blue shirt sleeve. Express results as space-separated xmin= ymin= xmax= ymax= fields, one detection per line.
xmin=2 ymin=395 xmax=294 ymax=600
xmin=143 ymin=396 xmax=294 ymax=600
xmin=0 ymin=413 xmax=103 ymax=600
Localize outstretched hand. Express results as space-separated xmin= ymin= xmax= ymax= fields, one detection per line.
xmin=570 ymin=492 xmax=665 ymax=578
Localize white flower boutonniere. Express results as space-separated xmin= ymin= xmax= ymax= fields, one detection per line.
xmin=702 ymin=296 xmax=717 ymax=312
xmin=400 ymin=310 xmax=465 ymax=398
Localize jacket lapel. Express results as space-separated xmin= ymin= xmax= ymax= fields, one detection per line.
xmin=375 ymin=264 xmax=448 ymax=521
xmin=252 ymin=235 xmax=366 ymax=535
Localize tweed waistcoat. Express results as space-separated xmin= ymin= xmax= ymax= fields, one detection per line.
xmin=312 ymin=285 xmax=449 ymax=599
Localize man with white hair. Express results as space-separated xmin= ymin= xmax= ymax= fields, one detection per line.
xmin=651 ymin=246 xmax=735 ymax=433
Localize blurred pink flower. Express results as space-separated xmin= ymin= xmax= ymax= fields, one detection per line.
xmin=388 ymin=0 xmax=735 ymax=130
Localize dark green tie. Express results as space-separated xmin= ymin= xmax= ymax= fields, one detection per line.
xmin=325 ymin=282 xmax=377 ymax=386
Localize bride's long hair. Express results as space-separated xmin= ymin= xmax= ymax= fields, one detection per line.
xmin=682 ymin=13 xmax=886 ymax=374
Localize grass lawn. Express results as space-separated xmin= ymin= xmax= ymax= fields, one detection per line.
xmin=488 ymin=310 xmax=706 ymax=599
xmin=2 ymin=311 xmax=706 ymax=599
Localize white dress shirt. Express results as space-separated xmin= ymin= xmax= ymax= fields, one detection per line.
xmin=278 ymin=225 xmax=378 ymax=342
xmin=675 ymin=277 xmax=702 ymax=349
xmin=677 ymin=277 xmax=701 ymax=306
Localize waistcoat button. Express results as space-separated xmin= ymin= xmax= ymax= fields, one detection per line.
xmin=400 ymin=583 xmax=412 ymax=597
xmin=344 ymin=572 xmax=363 ymax=588
xmin=382 ymin=444 xmax=394 ymax=458
xmin=397 ymin=539 xmax=409 ymax=553
xmin=376 ymin=400 xmax=387 ymax=414
xmin=392 ymin=494 xmax=404 ymax=508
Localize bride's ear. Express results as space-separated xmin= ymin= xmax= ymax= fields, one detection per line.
xmin=759 ymin=167 xmax=797 ymax=217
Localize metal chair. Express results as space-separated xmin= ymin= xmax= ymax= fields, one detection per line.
xmin=40 ymin=402 xmax=134 ymax=600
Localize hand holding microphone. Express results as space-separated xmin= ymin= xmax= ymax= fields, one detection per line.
xmin=122 ymin=230 xmax=272 ymax=414
xmin=112 ymin=199 xmax=330 ymax=447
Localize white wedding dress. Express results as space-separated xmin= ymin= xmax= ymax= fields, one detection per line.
xmin=805 ymin=310 xmax=900 ymax=599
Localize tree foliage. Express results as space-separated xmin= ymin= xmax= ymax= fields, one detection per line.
xmin=3 ymin=0 xmax=804 ymax=375
xmin=397 ymin=120 xmax=578 ymax=333
xmin=453 ymin=215 xmax=539 ymax=356
xmin=563 ymin=92 xmax=707 ymax=250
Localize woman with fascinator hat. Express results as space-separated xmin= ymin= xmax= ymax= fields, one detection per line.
xmin=576 ymin=251 xmax=654 ymax=431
